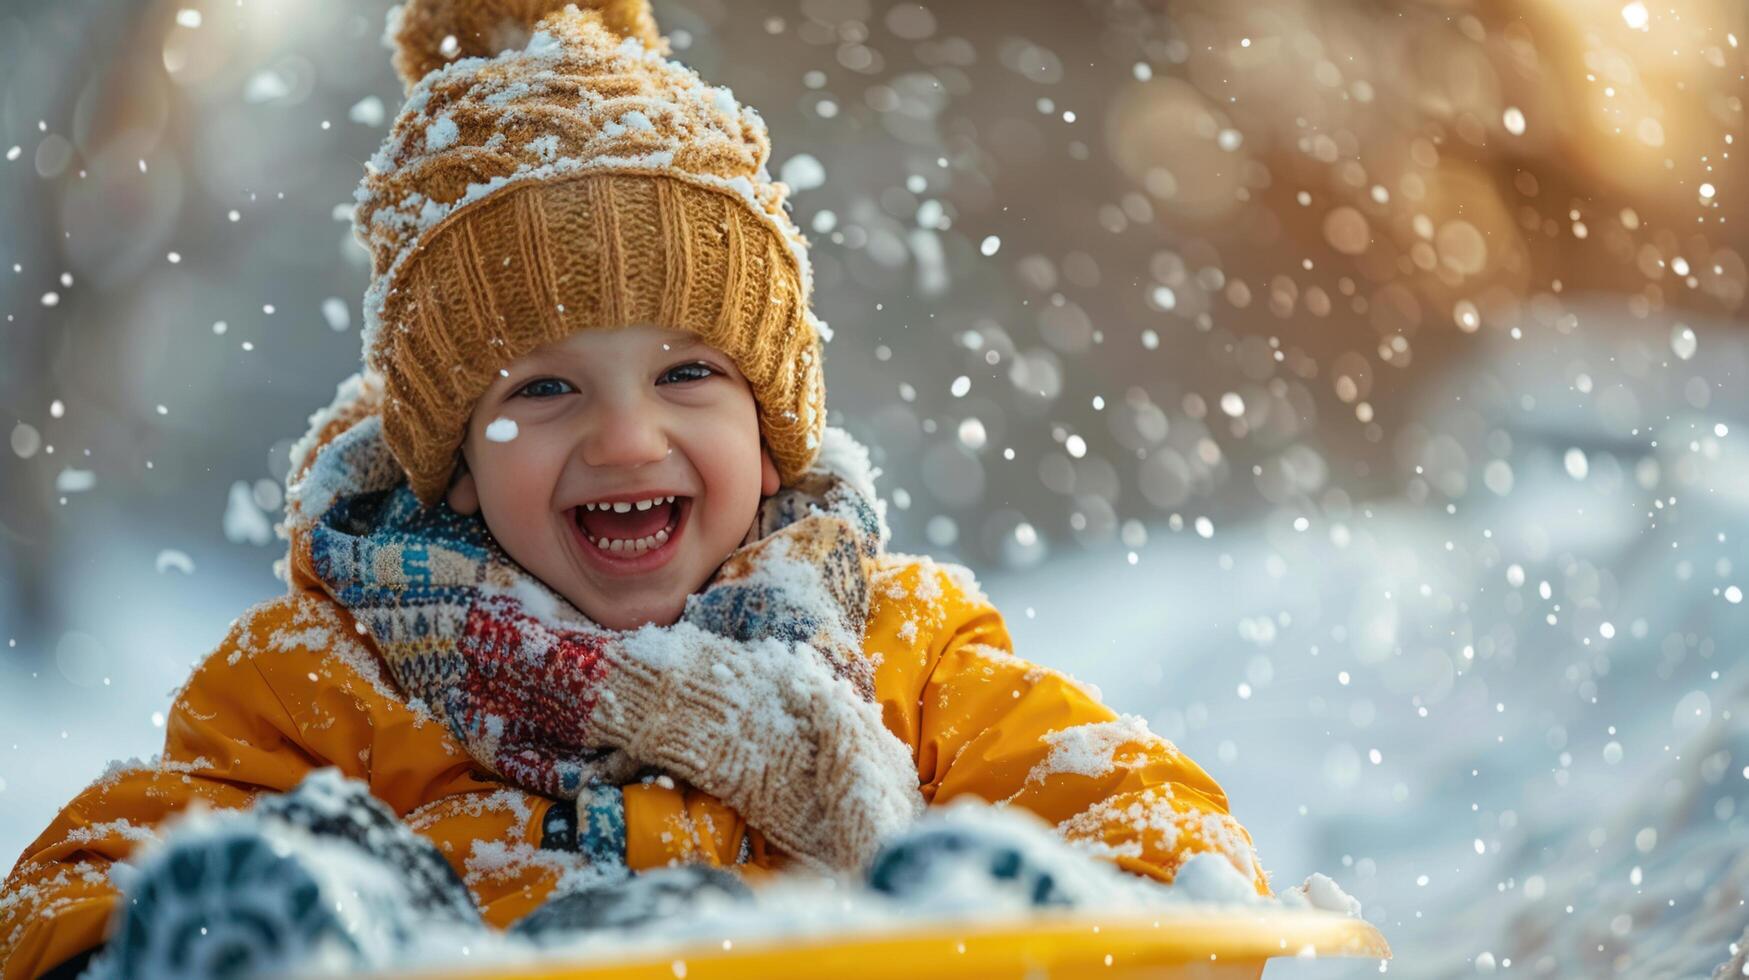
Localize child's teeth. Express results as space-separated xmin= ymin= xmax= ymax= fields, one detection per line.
xmin=635 ymin=499 xmax=654 ymax=511
xmin=612 ymin=501 xmax=632 ymax=513
xmin=585 ymin=517 xmax=679 ymax=555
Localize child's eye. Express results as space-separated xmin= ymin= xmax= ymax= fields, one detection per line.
xmin=658 ymin=361 xmax=718 ymax=385
xmin=515 ymin=377 xmax=575 ymax=399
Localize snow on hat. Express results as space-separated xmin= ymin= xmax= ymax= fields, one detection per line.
xmin=354 ymin=0 xmax=827 ymax=505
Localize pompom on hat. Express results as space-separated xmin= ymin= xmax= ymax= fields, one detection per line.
xmin=354 ymin=0 xmax=827 ymax=505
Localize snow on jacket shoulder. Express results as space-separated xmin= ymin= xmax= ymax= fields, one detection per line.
xmin=1 ymin=376 xmax=1268 ymax=980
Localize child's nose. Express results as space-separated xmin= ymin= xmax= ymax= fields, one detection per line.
xmin=577 ymin=401 xmax=669 ymax=470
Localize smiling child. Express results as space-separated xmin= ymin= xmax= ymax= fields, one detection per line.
xmin=1 ymin=3 xmax=1270 ymax=977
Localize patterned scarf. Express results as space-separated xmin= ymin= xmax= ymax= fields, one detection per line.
xmin=290 ymin=410 xmax=889 ymax=804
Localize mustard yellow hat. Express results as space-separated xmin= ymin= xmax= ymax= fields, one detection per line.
xmin=354 ymin=0 xmax=826 ymax=504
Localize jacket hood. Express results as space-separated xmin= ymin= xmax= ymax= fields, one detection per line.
xmin=279 ymin=372 xmax=545 ymax=615
xmin=279 ymin=371 xmax=400 ymax=594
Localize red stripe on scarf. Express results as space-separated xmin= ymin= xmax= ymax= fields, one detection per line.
xmin=461 ymin=598 xmax=613 ymax=756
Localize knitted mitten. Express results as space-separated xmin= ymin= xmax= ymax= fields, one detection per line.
xmin=865 ymin=822 xmax=1077 ymax=910
xmin=94 ymin=771 xmax=479 ymax=980
xmin=510 ymin=865 xmax=751 ymax=941
xmin=863 ymin=803 xmax=1157 ymax=913
xmin=586 ymin=626 xmax=922 ymax=874
xmin=584 ymin=491 xmax=920 ymax=873
xmin=250 ymin=769 xmax=478 ymax=922
xmin=451 ymin=581 xmax=922 ymax=875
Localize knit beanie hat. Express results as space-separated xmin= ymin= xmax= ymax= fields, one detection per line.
xmin=353 ymin=0 xmax=827 ymax=505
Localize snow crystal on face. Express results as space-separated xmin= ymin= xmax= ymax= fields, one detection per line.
xmin=484 ymin=417 xmax=519 ymax=442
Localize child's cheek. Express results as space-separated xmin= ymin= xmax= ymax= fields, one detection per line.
xmin=480 ymin=427 xmax=561 ymax=501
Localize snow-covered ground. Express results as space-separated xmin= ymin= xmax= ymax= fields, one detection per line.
xmin=983 ymin=316 xmax=1749 ymax=978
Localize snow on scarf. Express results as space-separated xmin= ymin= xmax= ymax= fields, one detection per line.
xmin=284 ymin=378 xmax=921 ymax=872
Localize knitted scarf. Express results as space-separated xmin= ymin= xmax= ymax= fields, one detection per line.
xmin=289 ymin=404 xmax=918 ymax=869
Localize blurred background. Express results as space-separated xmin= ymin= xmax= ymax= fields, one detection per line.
xmin=2 ymin=0 xmax=1746 ymax=975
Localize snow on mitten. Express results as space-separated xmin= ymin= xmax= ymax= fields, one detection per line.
xmin=509 ymin=865 xmax=751 ymax=942
xmin=866 ymin=824 xmax=1075 ymax=911
xmin=865 ymin=803 xmax=1137 ymax=912
xmin=586 ymin=622 xmax=923 ymax=874
xmin=252 ymin=768 xmax=477 ymax=922
xmin=93 ymin=771 xmax=480 ymax=980
xmin=584 ymin=496 xmax=920 ymax=874
xmin=96 ymin=820 xmax=414 ymax=979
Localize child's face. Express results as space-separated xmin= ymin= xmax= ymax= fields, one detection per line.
xmin=447 ymin=325 xmax=779 ymax=631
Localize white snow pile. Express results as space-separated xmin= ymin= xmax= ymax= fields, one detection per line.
xmin=87 ymin=796 xmax=1367 ymax=978
xmin=415 ymin=801 xmax=1359 ymax=975
xmin=1279 ymin=871 xmax=1365 ymax=917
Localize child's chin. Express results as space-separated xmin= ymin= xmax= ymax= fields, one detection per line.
xmin=573 ymin=589 xmax=688 ymax=632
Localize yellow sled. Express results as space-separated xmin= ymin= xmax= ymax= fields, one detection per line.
xmin=421 ymin=910 xmax=1390 ymax=979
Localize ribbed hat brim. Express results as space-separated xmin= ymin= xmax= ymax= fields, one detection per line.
xmin=370 ymin=169 xmax=824 ymax=505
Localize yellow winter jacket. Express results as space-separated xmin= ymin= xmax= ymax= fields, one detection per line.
xmin=1 ymin=395 xmax=1269 ymax=980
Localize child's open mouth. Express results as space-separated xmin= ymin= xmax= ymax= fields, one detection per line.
xmin=569 ymin=494 xmax=689 ymax=570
